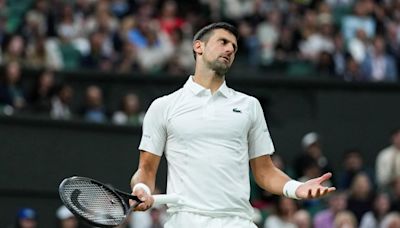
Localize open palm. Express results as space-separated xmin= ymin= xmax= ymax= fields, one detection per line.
xmin=295 ymin=172 xmax=336 ymax=199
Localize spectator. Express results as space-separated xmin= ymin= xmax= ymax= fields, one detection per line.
xmin=347 ymin=28 xmax=369 ymax=64
xmin=167 ymin=28 xmax=195 ymax=75
xmin=112 ymin=93 xmax=144 ymax=126
xmin=80 ymin=31 xmax=113 ymax=71
xmin=50 ymin=84 xmax=74 ymax=120
xmin=135 ymin=22 xmax=174 ymax=73
xmin=263 ymin=196 xmax=298 ymax=228
xmin=13 ymin=207 xmax=38 ymax=228
xmin=342 ymin=55 xmax=366 ymax=81
xmin=376 ymin=128 xmax=400 ymax=189
xmin=56 ymin=205 xmax=78 ymax=228
xmin=332 ymin=33 xmax=346 ymax=77
xmin=334 ymin=210 xmax=358 ymax=228
xmin=256 ymin=10 xmax=281 ymax=65
xmin=293 ymin=209 xmax=312 ymax=228
xmin=2 ymin=35 xmax=26 ymax=65
xmin=342 ymin=0 xmax=376 ymax=41
xmin=361 ymin=36 xmax=398 ymax=82
xmin=314 ymin=191 xmax=348 ymax=228
xmin=359 ymin=192 xmax=391 ymax=228
xmin=338 ymin=149 xmax=374 ymax=190
xmin=293 ymin=132 xmax=333 ymax=181
xmin=28 ymin=70 xmax=55 ymax=115
xmin=81 ymin=85 xmax=107 ymax=123
xmin=236 ymin=20 xmax=259 ymax=66
xmin=0 ymin=61 xmax=26 ymax=111
xmin=380 ymin=212 xmax=400 ymax=228
xmin=157 ymin=0 xmax=186 ymax=37
xmin=346 ymin=172 xmax=374 ymax=222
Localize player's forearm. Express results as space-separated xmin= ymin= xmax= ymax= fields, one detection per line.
xmin=250 ymin=155 xmax=292 ymax=196
xmin=130 ymin=168 xmax=157 ymax=193
xmin=256 ymin=165 xmax=291 ymax=195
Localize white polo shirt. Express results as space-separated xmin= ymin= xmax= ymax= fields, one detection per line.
xmin=139 ymin=76 xmax=274 ymax=220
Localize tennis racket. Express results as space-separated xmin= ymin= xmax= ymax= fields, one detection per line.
xmin=59 ymin=176 xmax=180 ymax=227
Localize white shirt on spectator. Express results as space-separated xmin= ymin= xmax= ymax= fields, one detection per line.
xmin=139 ymin=76 xmax=274 ymax=220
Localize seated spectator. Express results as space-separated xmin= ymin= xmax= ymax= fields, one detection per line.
xmin=81 ymin=85 xmax=107 ymax=123
xmin=334 ymin=210 xmax=358 ymax=228
xmin=380 ymin=212 xmax=400 ymax=228
xmin=80 ymin=30 xmax=113 ymax=71
xmin=347 ymin=28 xmax=369 ymax=64
xmin=263 ymin=196 xmax=298 ymax=228
xmin=1 ymin=35 xmax=26 ymax=65
xmin=342 ymin=55 xmax=366 ymax=81
xmin=341 ymin=0 xmax=376 ymax=41
xmin=314 ymin=191 xmax=347 ymax=228
xmin=166 ymin=28 xmax=195 ymax=75
xmin=376 ymin=128 xmax=400 ymax=189
xmin=28 ymin=70 xmax=55 ymax=115
xmin=256 ymin=10 xmax=281 ymax=65
xmin=135 ymin=22 xmax=174 ymax=73
xmin=56 ymin=205 xmax=78 ymax=228
xmin=112 ymin=93 xmax=144 ymax=126
xmin=50 ymin=84 xmax=74 ymax=120
xmin=361 ymin=36 xmax=397 ymax=82
xmin=346 ymin=172 xmax=374 ymax=222
xmin=13 ymin=207 xmax=38 ymax=228
xmin=0 ymin=61 xmax=26 ymax=112
xmin=338 ymin=149 xmax=374 ymax=190
xmin=293 ymin=209 xmax=311 ymax=228
xmin=157 ymin=0 xmax=186 ymax=37
xmin=359 ymin=192 xmax=391 ymax=228
xmin=293 ymin=132 xmax=333 ymax=181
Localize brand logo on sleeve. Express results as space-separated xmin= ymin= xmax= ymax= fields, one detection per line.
xmin=232 ymin=108 xmax=242 ymax=113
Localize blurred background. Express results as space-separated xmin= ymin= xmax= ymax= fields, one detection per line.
xmin=1 ymin=0 xmax=400 ymax=227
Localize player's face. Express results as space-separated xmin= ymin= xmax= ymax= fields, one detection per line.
xmin=202 ymin=29 xmax=238 ymax=76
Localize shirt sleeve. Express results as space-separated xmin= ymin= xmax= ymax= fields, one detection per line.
xmin=248 ymin=97 xmax=275 ymax=159
xmin=138 ymin=98 xmax=167 ymax=156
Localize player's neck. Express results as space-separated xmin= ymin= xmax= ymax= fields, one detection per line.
xmin=193 ymin=69 xmax=225 ymax=94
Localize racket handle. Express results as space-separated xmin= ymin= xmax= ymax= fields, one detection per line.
xmin=153 ymin=194 xmax=180 ymax=206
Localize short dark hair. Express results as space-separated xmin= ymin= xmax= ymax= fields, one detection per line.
xmin=192 ymin=22 xmax=239 ymax=59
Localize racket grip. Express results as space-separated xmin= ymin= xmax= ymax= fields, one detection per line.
xmin=152 ymin=194 xmax=180 ymax=206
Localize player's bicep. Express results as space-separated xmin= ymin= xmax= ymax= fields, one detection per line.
xmin=248 ymin=98 xmax=274 ymax=159
xmin=138 ymin=150 xmax=162 ymax=176
xmin=139 ymin=99 xmax=167 ymax=156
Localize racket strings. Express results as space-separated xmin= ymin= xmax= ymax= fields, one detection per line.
xmin=62 ymin=179 xmax=125 ymax=225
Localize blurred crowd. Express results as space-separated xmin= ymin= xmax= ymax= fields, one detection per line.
xmin=4 ymin=0 xmax=400 ymax=227
xmin=0 ymin=0 xmax=399 ymax=81
xmin=10 ymin=129 xmax=400 ymax=228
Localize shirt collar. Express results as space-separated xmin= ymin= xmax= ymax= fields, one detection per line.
xmin=184 ymin=76 xmax=231 ymax=98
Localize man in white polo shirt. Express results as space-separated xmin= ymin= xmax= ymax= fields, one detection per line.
xmin=130 ymin=22 xmax=335 ymax=227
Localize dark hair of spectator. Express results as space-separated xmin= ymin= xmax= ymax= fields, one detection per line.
xmin=192 ymin=22 xmax=239 ymax=59
xmin=391 ymin=127 xmax=400 ymax=136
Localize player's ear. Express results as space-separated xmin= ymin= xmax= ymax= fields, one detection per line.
xmin=193 ymin=40 xmax=203 ymax=56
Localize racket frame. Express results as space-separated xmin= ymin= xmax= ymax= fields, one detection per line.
xmin=59 ymin=176 xmax=141 ymax=227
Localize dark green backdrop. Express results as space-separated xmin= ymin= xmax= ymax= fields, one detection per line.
xmin=1 ymin=73 xmax=400 ymax=227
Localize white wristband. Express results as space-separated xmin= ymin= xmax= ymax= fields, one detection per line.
xmin=133 ymin=183 xmax=151 ymax=195
xmin=283 ymin=180 xmax=303 ymax=199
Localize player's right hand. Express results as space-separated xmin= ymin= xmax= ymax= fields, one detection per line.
xmin=130 ymin=187 xmax=154 ymax=211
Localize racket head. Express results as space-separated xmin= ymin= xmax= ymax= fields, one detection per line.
xmin=59 ymin=176 xmax=130 ymax=227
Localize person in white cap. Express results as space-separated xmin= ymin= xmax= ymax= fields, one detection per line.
xmin=293 ymin=132 xmax=333 ymax=181
xmin=56 ymin=206 xmax=78 ymax=228
xmin=130 ymin=22 xmax=336 ymax=228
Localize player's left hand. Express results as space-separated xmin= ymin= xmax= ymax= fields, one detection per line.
xmin=295 ymin=172 xmax=336 ymax=199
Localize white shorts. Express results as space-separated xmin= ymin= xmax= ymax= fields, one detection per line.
xmin=163 ymin=212 xmax=258 ymax=228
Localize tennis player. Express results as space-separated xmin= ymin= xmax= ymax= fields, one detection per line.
xmin=130 ymin=22 xmax=335 ymax=227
